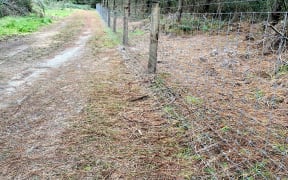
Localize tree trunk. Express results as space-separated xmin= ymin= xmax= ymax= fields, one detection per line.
xmin=134 ymin=0 xmax=138 ymax=16
xmin=128 ymin=0 xmax=131 ymax=16
xmin=204 ymin=0 xmax=212 ymax=12
xmin=176 ymin=0 xmax=183 ymax=23
xmin=271 ymin=0 xmax=282 ymax=25
xmin=113 ymin=0 xmax=117 ymax=32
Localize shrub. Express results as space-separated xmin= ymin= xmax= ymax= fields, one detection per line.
xmin=0 ymin=0 xmax=33 ymax=17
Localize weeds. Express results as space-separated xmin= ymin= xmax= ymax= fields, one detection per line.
xmin=102 ymin=27 xmax=120 ymax=47
xmin=185 ymin=95 xmax=203 ymax=105
xmin=0 ymin=9 xmax=73 ymax=37
xmin=220 ymin=125 xmax=231 ymax=133
xmin=277 ymin=64 xmax=288 ymax=76
xmin=176 ymin=146 xmax=193 ymax=159
xmin=273 ymin=144 xmax=288 ymax=154
xmin=163 ymin=105 xmax=176 ymax=116
xmin=46 ymin=9 xmax=73 ymax=18
xmin=254 ymin=89 xmax=264 ymax=100
xmin=0 ymin=15 xmax=51 ymax=36
xmin=130 ymin=28 xmax=145 ymax=36
xmin=164 ymin=15 xmax=226 ymax=34
xmin=204 ymin=167 xmax=216 ymax=175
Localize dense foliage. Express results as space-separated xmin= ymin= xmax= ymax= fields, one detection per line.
xmin=157 ymin=0 xmax=287 ymax=13
xmin=0 ymin=0 xmax=33 ymax=17
xmin=0 ymin=0 xmax=101 ymax=18
xmin=102 ymin=0 xmax=287 ymax=13
xmin=71 ymin=0 xmax=100 ymax=7
xmin=101 ymin=0 xmax=287 ymax=25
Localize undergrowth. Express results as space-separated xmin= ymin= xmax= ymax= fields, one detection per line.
xmin=0 ymin=9 xmax=73 ymax=38
xmin=163 ymin=16 xmax=226 ymax=35
xmin=46 ymin=9 xmax=74 ymax=18
xmin=277 ymin=63 xmax=288 ymax=75
xmin=103 ymin=27 xmax=120 ymax=47
xmin=0 ymin=15 xmax=52 ymax=37
xmin=44 ymin=1 xmax=92 ymax=10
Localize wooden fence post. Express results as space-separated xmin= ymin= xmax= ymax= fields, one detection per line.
xmin=148 ymin=1 xmax=160 ymax=73
xmin=123 ymin=6 xmax=129 ymax=45
xmin=99 ymin=3 xmax=102 ymax=17
xmin=108 ymin=8 xmax=111 ymax=27
xmin=113 ymin=0 xmax=117 ymax=32
xmin=128 ymin=0 xmax=131 ymax=17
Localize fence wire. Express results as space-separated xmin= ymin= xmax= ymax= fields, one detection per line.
xmin=97 ymin=4 xmax=288 ymax=179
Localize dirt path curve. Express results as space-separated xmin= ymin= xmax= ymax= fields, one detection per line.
xmin=0 ymin=9 xmax=186 ymax=179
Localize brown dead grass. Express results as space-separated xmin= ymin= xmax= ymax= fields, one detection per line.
xmin=50 ymin=14 xmax=190 ymax=179
xmin=124 ymin=18 xmax=288 ymax=178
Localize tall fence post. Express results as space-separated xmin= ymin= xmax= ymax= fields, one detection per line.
xmin=123 ymin=6 xmax=129 ymax=45
xmin=113 ymin=0 xmax=117 ymax=32
xmin=148 ymin=1 xmax=160 ymax=73
xmin=101 ymin=0 xmax=104 ymax=17
xmin=107 ymin=8 xmax=111 ymax=27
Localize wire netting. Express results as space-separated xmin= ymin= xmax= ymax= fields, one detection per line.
xmin=97 ymin=3 xmax=288 ymax=179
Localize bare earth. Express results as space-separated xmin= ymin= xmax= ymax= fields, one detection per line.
xmin=0 ymin=10 xmax=184 ymax=179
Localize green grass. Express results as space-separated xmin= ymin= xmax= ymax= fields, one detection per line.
xmin=0 ymin=9 xmax=73 ymax=38
xmin=185 ymin=95 xmax=203 ymax=105
xmin=220 ymin=125 xmax=231 ymax=133
xmin=102 ymin=28 xmax=121 ymax=47
xmin=277 ymin=64 xmax=288 ymax=76
xmin=46 ymin=9 xmax=74 ymax=18
xmin=254 ymin=89 xmax=265 ymax=100
xmin=0 ymin=15 xmax=52 ymax=37
xmin=64 ymin=4 xmax=92 ymax=10
xmin=130 ymin=29 xmax=145 ymax=36
xmin=45 ymin=1 xmax=92 ymax=10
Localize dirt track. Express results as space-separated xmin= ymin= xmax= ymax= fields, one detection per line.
xmin=0 ymin=10 xmax=97 ymax=178
xmin=0 ymin=10 xmax=184 ymax=179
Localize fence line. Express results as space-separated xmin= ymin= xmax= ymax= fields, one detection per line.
xmin=96 ymin=3 xmax=288 ymax=179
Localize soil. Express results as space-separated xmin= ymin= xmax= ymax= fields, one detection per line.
xmin=0 ymin=10 xmax=184 ymax=179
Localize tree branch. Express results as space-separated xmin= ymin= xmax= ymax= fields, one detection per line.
xmin=265 ymin=22 xmax=288 ymax=41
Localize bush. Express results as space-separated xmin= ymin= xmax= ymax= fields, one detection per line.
xmin=15 ymin=0 xmax=33 ymax=12
xmin=73 ymin=0 xmax=100 ymax=8
xmin=0 ymin=0 xmax=33 ymax=17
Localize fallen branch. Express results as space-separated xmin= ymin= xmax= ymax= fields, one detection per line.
xmin=127 ymin=95 xmax=149 ymax=102
xmin=265 ymin=22 xmax=288 ymax=41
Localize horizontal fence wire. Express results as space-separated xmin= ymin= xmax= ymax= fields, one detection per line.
xmin=97 ymin=3 xmax=288 ymax=179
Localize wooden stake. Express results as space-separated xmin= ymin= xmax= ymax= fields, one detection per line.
xmin=148 ymin=1 xmax=160 ymax=73
xmin=123 ymin=6 xmax=129 ymax=45
xmin=108 ymin=8 xmax=111 ymax=27
xmin=113 ymin=0 xmax=117 ymax=32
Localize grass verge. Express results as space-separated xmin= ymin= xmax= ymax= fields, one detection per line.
xmin=103 ymin=27 xmax=121 ymax=47
xmin=0 ymin=9 xmax=73 ymax=38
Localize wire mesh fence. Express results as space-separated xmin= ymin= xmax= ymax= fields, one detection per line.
xmin=97 ymin=3 xmax=288 ymax=179
xmin=157 ymin=12 xmax=288 ymax=178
